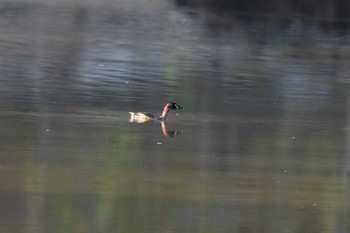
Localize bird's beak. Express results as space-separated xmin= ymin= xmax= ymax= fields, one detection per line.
xmin=177 ymin=105 xmax=183 ymax=110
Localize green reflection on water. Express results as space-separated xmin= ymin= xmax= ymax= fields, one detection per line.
xmin=0 ymin=111 xmax=350 ymax=232
xmin=1 ymin=0 xmax=350 ymax=231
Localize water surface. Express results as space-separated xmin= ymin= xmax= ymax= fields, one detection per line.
xmin=1 ymin=1 xmax=350 ymax=232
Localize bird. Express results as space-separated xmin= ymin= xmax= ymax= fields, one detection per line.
xmin=129 ymin=102 xmax=183 ymax=123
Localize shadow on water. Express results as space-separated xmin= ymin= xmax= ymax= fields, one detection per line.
xmin=1 ymin=0 xmax=350 ymax=232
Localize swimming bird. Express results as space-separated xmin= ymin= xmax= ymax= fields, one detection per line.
xmin=129 ymin=102 xmax=183 ymax=123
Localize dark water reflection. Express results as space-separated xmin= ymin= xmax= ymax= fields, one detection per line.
xmin=1 ymin=0 xmax=350 ymax=232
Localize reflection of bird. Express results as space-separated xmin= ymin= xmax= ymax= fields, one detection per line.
xmin=160 ymin=121 xmax=182 ymax=137
xmin=129 ymin=102 xmax=183 ymax=124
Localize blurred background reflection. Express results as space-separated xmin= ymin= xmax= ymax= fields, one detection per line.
xmin=0 ymin=0 xmax=350 ymax=232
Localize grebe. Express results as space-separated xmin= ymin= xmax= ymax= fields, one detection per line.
xmin=129 ymin=102 xmax=183 ymax=123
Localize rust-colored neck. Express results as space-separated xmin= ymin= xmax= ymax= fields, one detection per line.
xmin=160 ymin=104 xmax=171 ymax=119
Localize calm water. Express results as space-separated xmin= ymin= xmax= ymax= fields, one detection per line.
xmin=1 ymin=1 xmax=350 ymax=232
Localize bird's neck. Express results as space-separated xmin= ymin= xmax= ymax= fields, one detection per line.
xmin=160 ymin=107 xmax=170 ymax=119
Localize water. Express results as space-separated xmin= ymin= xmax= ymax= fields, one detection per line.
xmin=1 ymin=0 xmax=350 ymax=232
